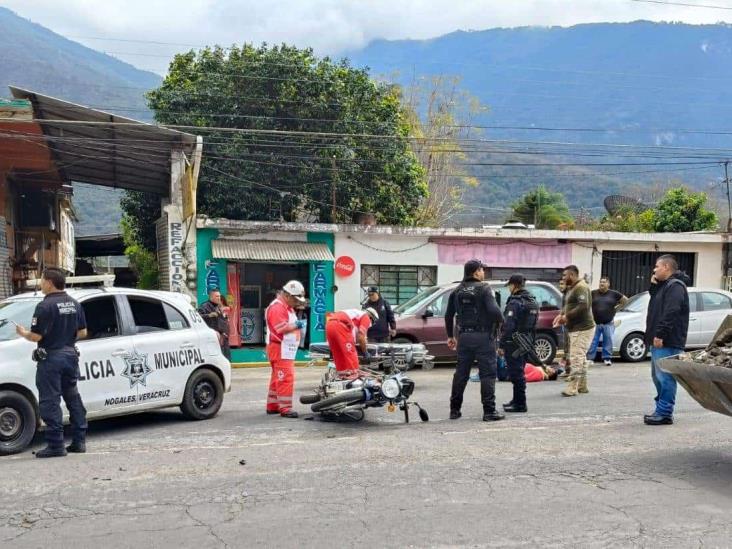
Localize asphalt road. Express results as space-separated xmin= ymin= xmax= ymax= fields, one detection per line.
xmin=1 ymin=360 xmax=731 ymax=548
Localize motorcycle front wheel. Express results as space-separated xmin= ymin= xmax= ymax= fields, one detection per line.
xmin=311 ymin=388 xmax=365 ymax=412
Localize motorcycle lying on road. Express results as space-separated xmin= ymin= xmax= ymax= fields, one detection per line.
xmin=300 ymin=342 xmax=434 ymax=423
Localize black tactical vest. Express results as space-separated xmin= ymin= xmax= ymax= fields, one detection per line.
xmin=456 ymin=282 xmax=483 ymax=329
xmin=515 ymin=293 xmax=539 ymax=333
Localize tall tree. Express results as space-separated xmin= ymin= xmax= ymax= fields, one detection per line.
xmin=402 ymin=76 xmax=484 ymax=226
xmin=511 ymin=186 xmax=574 ymax=229
xmin=123 ymin=44 xmax=427 ymax=249
xmin=653 ymin=187 xmax=718 ymax=232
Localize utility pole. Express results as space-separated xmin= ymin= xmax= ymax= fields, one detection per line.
xmin=725 ymin=161 xmax=731 ymax=233
xmin=331 ymin=156 xmax=338 ymax=223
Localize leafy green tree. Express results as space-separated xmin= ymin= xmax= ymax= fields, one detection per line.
xmin=121 ymin=216 xmax=159 ymax=289
xmin=123 ymin=44 xmax=427 ymax=249
xmin=402 ymin=75 xmax=485 ymax=226
xmin=511 ymin=186 xmax=574 ymax=229
xmin=653 ymin=187 xmax=718 ymax=232
xmin=583 ymin=207 xmax=657 ymax=232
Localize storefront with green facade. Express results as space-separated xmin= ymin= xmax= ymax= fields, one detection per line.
xmin=196 ymin=223 xmax=335 ymax=365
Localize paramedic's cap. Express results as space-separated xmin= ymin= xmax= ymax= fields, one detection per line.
xmin=464 ymin=258 xmax=489 ymax=278
xmin=506 ymin=273 xmax=526 ymax=287
xmin=282 ymin=280 xmax=307 ymax=303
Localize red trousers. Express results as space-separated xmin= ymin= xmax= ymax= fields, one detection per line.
xmin=266 ymin=344 xmax=295 ymax=413
xmin=325 ymin=316 xmax=360 ymax=373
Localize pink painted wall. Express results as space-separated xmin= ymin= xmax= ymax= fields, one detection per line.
xmin=436 ymin=239 xmax=572 ymax=268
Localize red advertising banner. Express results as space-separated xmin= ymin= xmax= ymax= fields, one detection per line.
xmin=335 ymin=255 xmax=356 ymax=277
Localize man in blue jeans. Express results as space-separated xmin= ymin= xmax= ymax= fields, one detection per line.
xmin=644 ymin=255 xmax=690 ymax=426
xmin=587 ymin=277 xmax=627 ymax=366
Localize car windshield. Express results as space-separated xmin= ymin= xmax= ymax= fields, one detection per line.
xmin=620 ymin=293 xmax=650 ymax=313
xmin=0 ymin=298 xmax=42 ymax=341
xmin=394 ymin=285 xmax=446 ymax=315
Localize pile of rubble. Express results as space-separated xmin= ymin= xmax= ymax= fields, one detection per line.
xmin=680 ymin=328 xmax=732 ymax=369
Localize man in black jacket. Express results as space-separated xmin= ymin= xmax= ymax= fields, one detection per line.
xmin=363 ymin=286 xmax=396 ymax=343
xmin=198 ymin=289 xmax=231 ymax=360
xmin=445 ymin=259 xmax=505 ymax=421
xmin=644 ymin=254 xmax=690 ymax=426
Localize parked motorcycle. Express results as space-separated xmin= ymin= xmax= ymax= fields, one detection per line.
xmin=300 ymin=342 xmax=433 ymax=422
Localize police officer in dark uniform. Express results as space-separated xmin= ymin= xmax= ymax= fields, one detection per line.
xmin=499 ymin=274 xmax=539 ymax=413
xmin=445 ymin=259 xmax=505 ymax=421
xmin=16 ymin=268 xmax=88 ymax=458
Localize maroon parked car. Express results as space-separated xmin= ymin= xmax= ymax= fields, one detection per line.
xmin=392 ymin=280 xmax=564 ymax=364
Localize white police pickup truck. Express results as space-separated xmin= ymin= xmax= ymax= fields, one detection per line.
xmin=0 ymin=287 xmax=232 ymax=455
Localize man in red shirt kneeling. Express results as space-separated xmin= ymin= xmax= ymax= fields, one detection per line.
xmin=325 ymin=308 xmax=379 ymax=377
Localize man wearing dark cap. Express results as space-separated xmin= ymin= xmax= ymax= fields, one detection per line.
xmin=362 ymin=286 xmax=396 ymax=343
xmin=498 ymin=274 xmax=540 ymax=413
xmin=445 ymin=259 xmax=505 ymax=421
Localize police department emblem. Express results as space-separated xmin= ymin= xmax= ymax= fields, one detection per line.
xmin=121 ymin=350 xmax=152 ymax=388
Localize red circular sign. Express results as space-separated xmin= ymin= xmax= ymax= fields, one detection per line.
xmin=335 ymin=256 xmax=356 ymax=277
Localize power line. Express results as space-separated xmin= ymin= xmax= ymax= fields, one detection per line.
xmin=629 ymin=0 xmax=732 ymax=9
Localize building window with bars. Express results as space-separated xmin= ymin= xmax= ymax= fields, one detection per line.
xmin=361 ymin=265 xmax=437 ymax=304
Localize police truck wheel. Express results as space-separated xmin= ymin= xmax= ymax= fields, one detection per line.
xmin=180 ymin=369 xmax=224 ymax=420
xmin=620 ymin=333 xmax=647 ymax=363
xmin=534 ymin=334 xmax=557 ymax=365
xmin=0 ymin=391 xmax=37 ymax=456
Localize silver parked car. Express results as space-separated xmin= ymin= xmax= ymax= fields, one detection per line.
xmin=613 ymin=287 xmax=732 ymax=362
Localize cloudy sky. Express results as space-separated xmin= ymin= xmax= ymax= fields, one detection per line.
xmin=3 ymin=0 xmax=731 ymax=73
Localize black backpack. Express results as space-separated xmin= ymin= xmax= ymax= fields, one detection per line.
xmin=455 ymin=282 xmax=484 ymax=329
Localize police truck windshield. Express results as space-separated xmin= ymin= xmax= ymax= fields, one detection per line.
xmin=0 ymin=299 xmax=42 ymax=341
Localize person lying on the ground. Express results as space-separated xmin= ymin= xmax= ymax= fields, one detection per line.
xmin=524 ymin=364 xmax=562 ymax=382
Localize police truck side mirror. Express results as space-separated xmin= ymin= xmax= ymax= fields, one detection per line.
xmin=422 ymin=309 xmax=434 ymax=319
xmin=495 ymin=291 xmax=501 ymax=307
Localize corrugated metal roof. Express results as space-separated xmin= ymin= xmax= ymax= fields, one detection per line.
xmin=212 ymin=239 xmax=334 ymax=262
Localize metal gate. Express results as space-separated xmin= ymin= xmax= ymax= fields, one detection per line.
xmin=601 ymin=251 xmax=696 ymax=297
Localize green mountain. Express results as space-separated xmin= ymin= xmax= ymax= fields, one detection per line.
xmin=2 ymin=7 xmax=730 ymax=228
xmin=346 ymin=21 xmax=732 ymax=223
xmin=0 ymin=7 xmax=159 ymax=236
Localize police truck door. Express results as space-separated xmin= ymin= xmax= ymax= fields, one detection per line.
xmin=76 ymin=295 xmax=137 ymax=414
xmin=124 ymin=295 xmax=199 ymax=408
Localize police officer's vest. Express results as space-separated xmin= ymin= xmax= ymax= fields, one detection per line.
xmin=455 ymin=282 xmax=485 ymax=330
xmin=514 ymin=292 xmax=539 ymax=333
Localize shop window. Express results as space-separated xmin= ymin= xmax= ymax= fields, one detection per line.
xmin=361 ymin=265 xmax=437 ymax=305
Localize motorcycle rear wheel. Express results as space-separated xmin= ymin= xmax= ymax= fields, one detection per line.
xmin=311 ymin=388 xmax=365 ymax=412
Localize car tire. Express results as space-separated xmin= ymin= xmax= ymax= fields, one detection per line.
xmin=180 ymin=369 xmax=224 ymax=420
xmin=0 ymin=390 xmax=37 ymax=456
xmin=620 ymin=333 xmax=647 ymax=363
xmin=534 ymin=333 xmax=557 ymax=365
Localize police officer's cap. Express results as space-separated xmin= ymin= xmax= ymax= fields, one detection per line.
xmin=506 ymin=273 xmax=526 ymax=287
xmin=367 ymin=286 xmax=379 ymax=294
xmin=464 ymin=258 xmax=488 ymax=277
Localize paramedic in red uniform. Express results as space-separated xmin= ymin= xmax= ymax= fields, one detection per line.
xmin=325 ymin=308 xmax=379 ymax=376
xmin=265 ymin=280 xmax=307 ymax=418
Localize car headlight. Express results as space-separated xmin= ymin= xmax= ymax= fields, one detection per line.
xmin=614 ymin=319 xmax=622 ymax=327
xmin=381 ymin=378 xmax=401 ymax=399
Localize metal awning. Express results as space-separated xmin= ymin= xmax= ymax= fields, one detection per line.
xmin=8 ymin=87 xmax=199 ymax=195
xmin=212 ymin=240 xmax=334 ymax=263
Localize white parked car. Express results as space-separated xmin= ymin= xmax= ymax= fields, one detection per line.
xmin=613 ymin=287 xmax=732 ymax=362
xmin=0 ymin=287 xmax=231 ymax=455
